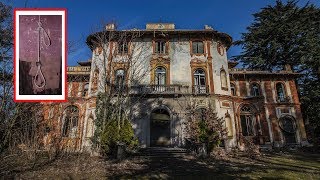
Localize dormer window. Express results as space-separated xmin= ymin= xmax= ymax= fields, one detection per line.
xmin=118 ymin=41 xmax=128 ymax=54
xmin=155 ymin=41 xmax=166 ymax=54
xmin=192 ymin=41 xmax=204 ymax=54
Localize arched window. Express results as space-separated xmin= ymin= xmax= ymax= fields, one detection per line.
xmin=251 ymin=83 xmax=261 ymax=97
xmin=62 ymin=105 xmax=79 ymax=138
xmin=276 ymin=83 xmax=286 ymax=102
xmin=220 ymin=69 xmax=228 ymax=89
xmin=155 ymin=67 xmax=166 ymax=85
xmin=192 ymin=41 xmax=204 ymax=54
xmin=193 ymin=68 xmax=207 ymax=94
xmin=115 ymin=69 xmax=125 ymax=89
xmin=240 ymin=105 xmax=255 ymax=136
xmin=230 ymin=83 xmax=236 ymax=96
xmin=83 ymin=83 xmax=89 ymax=97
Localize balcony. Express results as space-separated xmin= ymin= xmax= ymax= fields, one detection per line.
xmin=192 ymin=85 xmax=209 ymax=95
xmin=276 ymin=96 xmax=292 ymax=103
xmin=130 ymin=85 xmax=189 ymax=95
xmin=109 ymin=84 xmax=210 ymax=96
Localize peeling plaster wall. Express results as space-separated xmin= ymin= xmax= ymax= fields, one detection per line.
xmin=170 ymin=38 xmax=192 ymax=85
xmin=85 ymin=36 xmax=237 ymax=149
xmin=211 ymin=41 xmax=230 ymax=95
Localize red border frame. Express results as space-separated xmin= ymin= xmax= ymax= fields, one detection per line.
xmin=14 ymin=8 xmax=68 ymax=102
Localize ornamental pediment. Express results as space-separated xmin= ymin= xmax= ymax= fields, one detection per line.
xmin=190 ymin=58 xmax=206 ymax=63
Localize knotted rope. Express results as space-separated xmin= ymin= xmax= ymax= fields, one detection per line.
xmin=34 ymin=15 xmax=51 ymax=90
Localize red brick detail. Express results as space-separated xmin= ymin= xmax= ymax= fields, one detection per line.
xmin=259 ymin=110 xmax=270 ymax=142
xmin=289 ymin=80 xmax=300 ymax=104
xmin=264 ymin=81 xmax=274 ymax=102
xmin=239 ymin=81 xmax=247 ymax=96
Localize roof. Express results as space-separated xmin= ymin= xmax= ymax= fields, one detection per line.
xmin=86 ymin=28 xmax=232 ymax=50
xmin=228 ymin=61 xmax=238 ymax=68
xmin=77 ymin=60 xmax=91 ymax=66
xmin=229 ymin=69 xmax=300 ymax=77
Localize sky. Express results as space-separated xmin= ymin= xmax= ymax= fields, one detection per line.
xmin=11 ymin=0 xmax=320 ymax=66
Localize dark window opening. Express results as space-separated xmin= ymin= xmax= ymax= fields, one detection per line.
xmin=155 ymin=41 xmax=166 ymax=54
xmin=251 ymin=83 xmax=260 ymax=97
xmin=118 ymin=41 xmax=128 ymax=54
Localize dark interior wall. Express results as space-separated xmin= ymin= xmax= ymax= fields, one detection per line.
xmin=19 ymin=15 xmax=62 ymax=95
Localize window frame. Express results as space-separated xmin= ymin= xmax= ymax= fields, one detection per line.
xmin=191 ymin=41 xmax=204 ymax=54
xmin=62 ymin=105 xmax=79 ymax=138
xmin=114 ymin=69 xmax=126 ymax=91
xmin=193 ymin=68 xmax=207 ymax=94
xmin=117 ymin=41 xmax=129 ymax=55
xmin=155 ymin=40 xmax=167 ymax=54
xmin=220 ymin=69 xmax=228 ymax=90
xmin=154 ymin=66 xmax=167 ymax=85
xmin=276 ymin=82 xmax=287 ymax=102
xmin=250 ymin=83 xmax=261 ymax=97
xmin=240 ymin=105 xmax=256 ymax=137
xmin=230 ymin=83 xmax=236 ymax=96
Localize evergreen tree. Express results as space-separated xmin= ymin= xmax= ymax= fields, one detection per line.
xmin=234 ymin=0 xmax=320 ymax=145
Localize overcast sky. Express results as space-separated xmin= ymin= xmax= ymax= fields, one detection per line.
xmin=11 ymin=0 xmax=320 ymax=66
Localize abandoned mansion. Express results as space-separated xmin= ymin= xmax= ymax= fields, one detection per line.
xmin=42 ymin=23 xmax=308 ymax=151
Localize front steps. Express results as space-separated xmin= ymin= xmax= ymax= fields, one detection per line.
xmin=135 ymin=147 xmax=189 ymax=158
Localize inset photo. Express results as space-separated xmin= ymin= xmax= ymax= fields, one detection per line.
xmin=14 ymin=9 xmax=67 ymax=102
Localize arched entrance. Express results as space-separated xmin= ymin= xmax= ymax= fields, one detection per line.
xmin=150 ymin=109 xmax=171 ymax=147
xmin=279 ymin=116 xmax=296 ymax=144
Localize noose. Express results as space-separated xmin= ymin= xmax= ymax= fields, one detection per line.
xmin=34 ymin=15 xmax=51 ymax=91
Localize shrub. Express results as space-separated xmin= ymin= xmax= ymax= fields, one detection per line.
xmin=186 ymin=104 xmax=227 ymax=154
xmin=99 ymin=117 xmax=138 ymax=157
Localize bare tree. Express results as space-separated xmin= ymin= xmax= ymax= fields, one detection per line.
xmin=86 ymin=22 xmax=154 ymax=154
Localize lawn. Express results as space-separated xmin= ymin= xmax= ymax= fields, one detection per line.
xmin=1 ymin=151 xmax=319 ymax=179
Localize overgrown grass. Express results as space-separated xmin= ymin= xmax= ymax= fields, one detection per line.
xmin=1 ymin=151 xmax=319 ymax=179
xmin=240 ymin=152 xmax=320 ymax=179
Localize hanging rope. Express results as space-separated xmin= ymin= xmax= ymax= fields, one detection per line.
xmin=34 ymin=15 xmax=51 ymax=90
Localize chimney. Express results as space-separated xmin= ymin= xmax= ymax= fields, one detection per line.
xmin=106 ymin=23 xmax=116 ymax=31
xmin=284 ymin=64 xmax=292 ymax=72
xmin=204 ymin=25 xmax=213 ymax=30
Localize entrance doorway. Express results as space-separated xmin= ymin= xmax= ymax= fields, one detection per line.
xmin=279 ymin=116 xmax=296 ymax=144
xmin=150 ymin=109 xmax=171 ymax=147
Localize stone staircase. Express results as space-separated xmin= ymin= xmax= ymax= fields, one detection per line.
xmin=135 ymin=147 xmax=189 ymax=158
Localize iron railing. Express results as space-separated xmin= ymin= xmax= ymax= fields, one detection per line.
xmin=192 ymin=85 xmax=209 ymax=94
xmin=276 ymin=96 xmax=292 ymax=103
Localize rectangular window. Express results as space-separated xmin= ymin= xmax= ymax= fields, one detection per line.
xmin=155 ymin=41 xmax=166 ymax=54
xmin=192 ymin=41 xmax=204 ymax=54
xmin=118 ymin=42 xmax=128 ymax=54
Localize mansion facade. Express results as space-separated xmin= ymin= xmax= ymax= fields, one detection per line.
xmin=42 ymin=23 xmax=308 ymax=151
